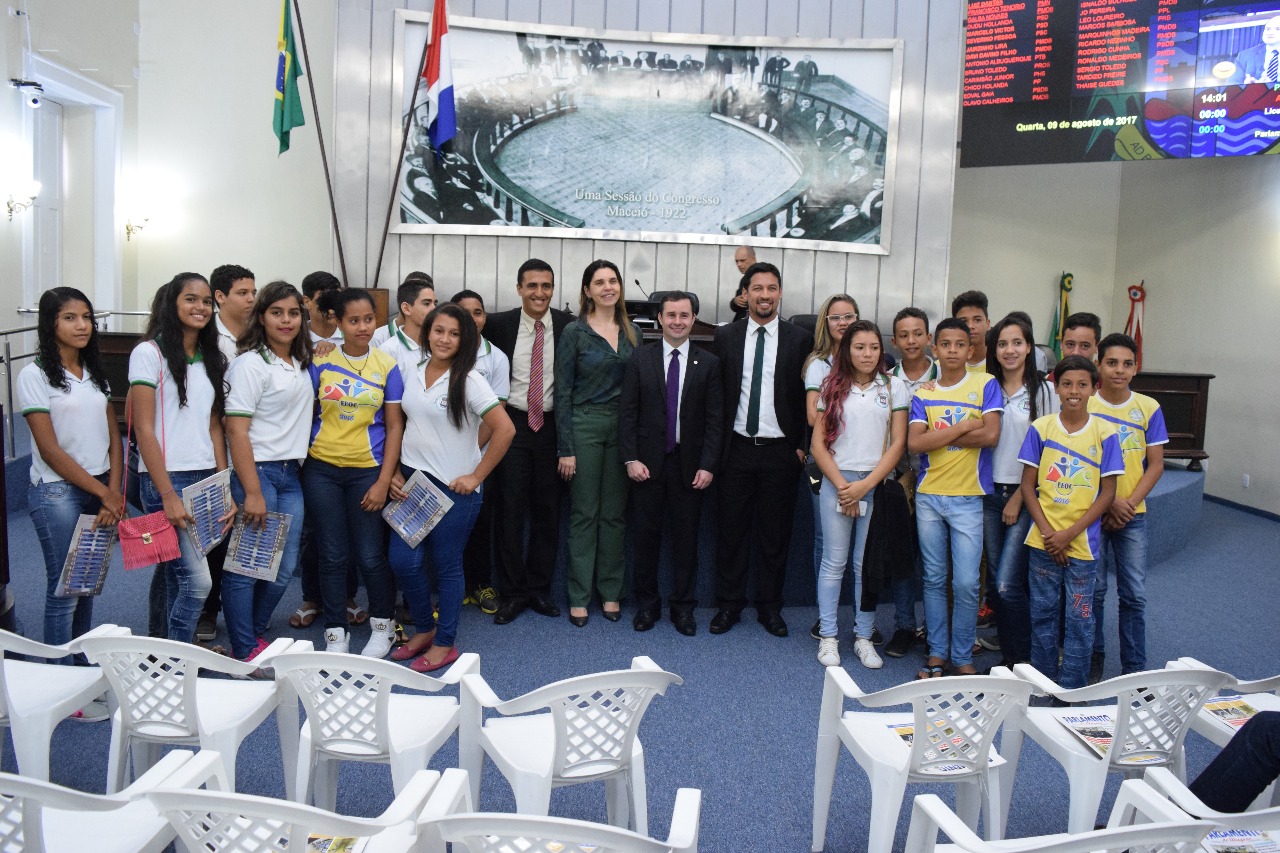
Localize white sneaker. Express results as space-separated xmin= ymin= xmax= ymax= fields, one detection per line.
xmin=361 ymin=618 xmax=395 ymax=659
xmin=817 ymin=636 xmax=841 ymax=667
xmin=854 ymin=637 xmax=883 ymax=669
xmin=324 ymin=626 xmax=349 ymax=654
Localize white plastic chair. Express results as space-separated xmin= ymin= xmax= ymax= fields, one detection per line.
xmin=79 ymin=634 xmax=308 ymax=795
xmin=459 ymin=655 xmax=682 ymax=835
xmin=0 ymin=748 xmax=223 ymax=853
xmin=812 ymin=666 xmax=1035 ymax=853
xmin=426 ymin=778 xmax=702 ymax=853
xmin=148 ymin=764 xmax=451 ymax=853
xmin=0 ymin=624 xmax=129 ymax=781
xmin=1001 ymin=663 xmax=1232 ymax=834
xmin=903 ymin=782 xmax=1213 ymax=853
xmin=270 ymin=649 xmax=479 ymax=811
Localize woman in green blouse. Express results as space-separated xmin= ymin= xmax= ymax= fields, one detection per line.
xmin=555 ymin=259 xmax=639 ymax=627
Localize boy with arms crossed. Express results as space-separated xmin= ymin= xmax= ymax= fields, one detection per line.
xmin=907 ymin=318 xmax=1002 ymax=678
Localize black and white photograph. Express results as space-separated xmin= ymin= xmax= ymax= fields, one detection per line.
xmin=392 ymin=14 xmax=902 ymax=253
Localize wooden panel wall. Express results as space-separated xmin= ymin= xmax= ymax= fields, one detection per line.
xmin=332 ymin=0 xmax=961 ymax=325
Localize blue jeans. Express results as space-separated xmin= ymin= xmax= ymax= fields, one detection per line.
xmin=817 ymin=471 xmax=876 ymax=639
xmin=916 ymin=493 xmax=983 ymax=666
xmin=1092 ymin=514 xmax=1148 ymax=673
xmin=224 ymin=461 xmax=304 ymax=659
xmin=1190 ymin=711 xmax=1280 ymax=813
xmin=388 ymin=467 xmax=483 ymax=649
xmin=1028 ymin=547 xmax=1097 ymax=689
xmin=983 ymin=484 xmax=1033 ymax=663
xmin=140 ymin=470 xmax=214 ymax=643
xmin=301 ymin=459 xmax=396 ymax=628
xmin=29 ymin=475 xmax=108 ymax=662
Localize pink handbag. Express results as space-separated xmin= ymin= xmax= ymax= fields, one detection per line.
xmin=119 ymin=343 xmax=182 ymax=570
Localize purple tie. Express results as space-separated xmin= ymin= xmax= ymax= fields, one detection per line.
xmin=665 ymin=349 xmax=680 ymax=453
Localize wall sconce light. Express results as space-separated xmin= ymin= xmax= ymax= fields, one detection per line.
xmin=6 ymin=180 xmax=40 ymax=221
xmin=125 ymin=218 xmax=148 ymax=241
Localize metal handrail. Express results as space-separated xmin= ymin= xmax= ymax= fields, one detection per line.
xmin=1 ymin=310 xmax=150 ymax=459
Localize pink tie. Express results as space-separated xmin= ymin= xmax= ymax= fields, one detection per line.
xmin=528 ymin=319 xmax=545 ymax=432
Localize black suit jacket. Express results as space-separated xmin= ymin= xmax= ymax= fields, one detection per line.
xmin=714 ymin=318 xmax=813 ymax=460
xmin=484 ymin=307 xmax=574 ymax=401
xmin=618 ymin=342 xmax=723 ymax=482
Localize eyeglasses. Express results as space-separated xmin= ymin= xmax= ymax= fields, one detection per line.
xmin=827 ymin=313 xmax=858 ymax=324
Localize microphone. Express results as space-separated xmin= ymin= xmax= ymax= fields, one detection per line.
xmin=633 ymin=278 xmax=650 ymax=298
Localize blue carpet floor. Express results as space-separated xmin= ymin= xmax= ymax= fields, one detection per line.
xmin=3 ymin=498 xmax=1278 ymax=851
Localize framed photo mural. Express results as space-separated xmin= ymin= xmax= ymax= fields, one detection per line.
xmin=391 ymin=12 xmax=904 ymax=255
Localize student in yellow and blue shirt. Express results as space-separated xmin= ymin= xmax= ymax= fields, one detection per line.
xmin=303 ymin=288 xmax=404 ymax=657
xmin=1018 ymin=355 xmax=1124 ymax=690
xmin=907 ymin=318 xmax=1002 ymax=679
xmin=1088 ymin=333 xmax=1167 ymax=677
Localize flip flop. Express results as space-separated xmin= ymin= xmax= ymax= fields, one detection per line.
xmin=347 ymin=601 xmax=369 ymax=625
xmin=917 ymin=656 xmax=947 ymax=680
xmin=289 ymin=604 xmax=318 ymax=629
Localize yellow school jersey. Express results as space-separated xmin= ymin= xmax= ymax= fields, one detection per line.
xmin=308 ymin=348 xmax=403 ymax=468
xmin=1087 ymin=392 xmax=1168 ymax=513
xmin=1019 ymin=414 xmax=1125 ymax=561
xmin=909 ymin=371 xmax=1003 ymax=496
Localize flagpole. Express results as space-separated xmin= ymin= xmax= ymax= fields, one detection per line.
xmin=291 ymin=0 xmax=351 ymax=288
xmin=371 ymin=34 xmax=432 ymax=294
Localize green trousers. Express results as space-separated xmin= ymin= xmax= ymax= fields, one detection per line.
xmin=566 ymin=404 xmax=628 ymax=607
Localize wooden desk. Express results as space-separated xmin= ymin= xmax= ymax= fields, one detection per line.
xmin=1130 ymin=372 xmax=1213 ymax=471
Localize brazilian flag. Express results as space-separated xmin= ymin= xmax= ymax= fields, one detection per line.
xmin=274 ymin=0 xmax=305 ymax=153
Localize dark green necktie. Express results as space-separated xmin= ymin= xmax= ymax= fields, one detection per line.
xmin=746 ymin=326 xmax=765 ymax=436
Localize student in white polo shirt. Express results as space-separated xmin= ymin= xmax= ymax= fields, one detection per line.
xmin=387 ymin=303 xmax=515 ymax=673
xmin=201 ymin=263 xmax=255 ymax=643
xmin=211 ymin=264 xmax=256 ymax=363
xmin=810 ymin=320 xmax=909 ymax=670
xmin=19 ymin=287 xmax=125 ymax=672
xmin=372 ymin=272 xmax=435 ymax=350
xmin=128 ymin=273 xmax=233 ymax=644
xmin=449 ymin=288 xmax=510 ymax=614
xmin=222 ymin=281 xmax=314 ymax=663
xmin=376 ymin=276 xmax=438 ymax=362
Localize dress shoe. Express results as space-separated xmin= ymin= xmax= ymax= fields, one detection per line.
xmin=602 ymin=607 xmax=622 ymax=622
xmin=670 ymin=610 xmax=696 ymax=636
xmin=493 ymin=599 xmax=525 ymax=625
xmin=529 ymin=596 xmax=561 ymax=618
xmin=633 ymin=611 xmax=658 ymax=632
xmin=569 ymin=612 xmax=589 ymax=628
xmin=758 ymin=610 xmax=789 ymax=637
xmin=708 ymin=609 xmax=740 ymax=634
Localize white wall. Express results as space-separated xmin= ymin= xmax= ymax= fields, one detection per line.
xmin=950 ymin=162 xmax=1121 ymax=337
xmin=1112 ymin=154 xmax=1280 ymax=511
xmin=952 ymin=152 xmax=1280 ymax=512
xmin=332 ymin=0 xmax=965 ymax=326
xmin=133 ymin=0 xmax=336 ymax=307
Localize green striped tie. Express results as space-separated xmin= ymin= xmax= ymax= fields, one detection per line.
xmin=746 ymin=326 xmax=766 ymax=436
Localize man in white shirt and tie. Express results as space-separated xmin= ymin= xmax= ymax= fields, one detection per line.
xmin=710 ymin=263 xmax=814 ymax=638
xmin=483 ymin=259 xmax=573 ymax=624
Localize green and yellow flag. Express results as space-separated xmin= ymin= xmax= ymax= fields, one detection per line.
xmin=1049 ymin=272 xmax=1073 ymax=359
xmin=273 ymin=0 xmax=305 ymax=154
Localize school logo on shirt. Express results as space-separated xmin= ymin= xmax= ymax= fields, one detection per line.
xmin=1018 ymin=398 xmax=1031 ymax=413
xmin=434 ymin=394 xmax=448 ymax=410
xmin=968 ymin=392 xmax=978 ymax=402
xmin=1114 ymin=422 xmax=1143 ymax=452
xmin=1045 ymin=453 xmax=1092 ymax=502
xmin=931 ymin=406 xmax=969 ymax=431
xmin=876 ymin=390 xmax=889 ymax=408
xmin=320 ymin=376 xmax=383 ymax=406
xmin=1128 ymin=407 xmax=1143 ymax=422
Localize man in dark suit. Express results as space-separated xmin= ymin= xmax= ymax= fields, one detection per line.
xmin=712 ymin=262 xmax=813 ymax=637
xmin=483 ymin=258 xmax=574 ymax=624
xmin=619 ymin=292 xmax=723 ymax=636
xmin=794 ymin=54 xmax=819 ymax=91
xmin=1229 ymin=16 xmax=1280 ymax=83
